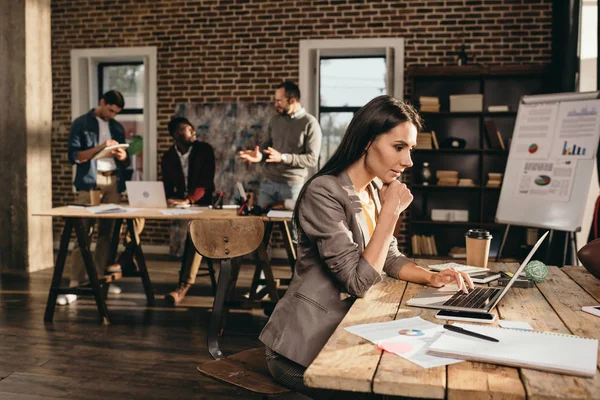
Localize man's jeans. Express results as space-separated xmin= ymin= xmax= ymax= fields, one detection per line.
xmin=258 ymin=178 xmax=303 ymax=208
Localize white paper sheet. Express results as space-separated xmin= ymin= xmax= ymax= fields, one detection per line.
xmin=85 ymin=204 xmax=140 ymax=214
xmin=266 ymin=210 xmax=294 ymax=219
xmin=345 ymin=317 xmax=463 ymax=368
xmin=514 ymin=159 xmax=576 ymax=202
xmin=550 ymin=99 xmax=600 ymax=159
xmin=510 ymin=103 xmax=558 ymax=159
xmin=159 ymin=209 xmax=203 ymax=216
xmin=427 ymin=262 xmax=489 ymax=275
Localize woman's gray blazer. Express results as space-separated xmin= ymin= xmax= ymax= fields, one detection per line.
xmin=259 ymin=171 xmax=412 ymax=367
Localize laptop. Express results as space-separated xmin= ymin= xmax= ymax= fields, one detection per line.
xmin=406 ymin=231 xmax=549 ymax=313
xmin=126 ymin=181 xmax=168 ymax=208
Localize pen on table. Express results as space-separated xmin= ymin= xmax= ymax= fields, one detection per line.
xmin=443 ymin=324 xmax=499 ymax=342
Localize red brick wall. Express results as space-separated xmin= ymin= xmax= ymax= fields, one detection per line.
xmin=51 ymin=0 xmax=553 ymax=251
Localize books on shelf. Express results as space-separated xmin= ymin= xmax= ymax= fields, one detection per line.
xmin=436 ymin=170 xmax=459 ymax=186
xmin=419 ymin=96 xmax=440 ymax=112
xmin=411 ymin=234 xmax=438 ymax=256
xmin=417 ymin=132 xmax=433 ymax=149
xmin=487 ymin=105 xmax=510 ymax=112
xmin=486 ymin=172 xmax=503 ymax=188
xmin=431 ymin=130 xmax=439 ymax=149
xmin=458 ymin=178 xmax=475 ymax=187
xmin=449 ymin=94 xmax=483 ymax=112
xmin=484 ymin=119 xmax=506 ymax=150
xmin=449 ymin=246 xmax=467 ymax=258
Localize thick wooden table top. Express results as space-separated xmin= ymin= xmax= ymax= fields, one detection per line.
xmin=304 ymin=260 xmax=600 ymax=399
xmin=32 ymin=206 xmax=292 ymax=221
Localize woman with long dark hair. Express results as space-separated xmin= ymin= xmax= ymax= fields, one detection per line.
xmin=259 ymin=96 xmax=473 ymax=399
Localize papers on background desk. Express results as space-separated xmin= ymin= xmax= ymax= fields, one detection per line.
xmin=159 ymin=209 xmax=203 ymax=216
xmin=428 ymin=262 xmax=489 ymax=275
xmin=345 ymin=317 xmax=463 ymax=368
xmin=85 ymin=204 xmax=140 ymax=214
xmin=266 ymin=210 xmax=294 ymax=218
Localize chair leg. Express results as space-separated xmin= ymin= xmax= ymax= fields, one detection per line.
xmin=206 ymin=258 xmax=217 ymax=296
xmin=208 ymin=258 xmax=233 ymax=360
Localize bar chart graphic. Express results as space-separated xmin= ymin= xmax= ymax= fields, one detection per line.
xmin=562 ymin=140 xmax=587 ymax=156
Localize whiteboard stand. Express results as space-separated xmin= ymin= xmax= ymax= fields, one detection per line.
xmin=496 ymin=226 xmax=579 ymax=267
xmin=495 ymin=91 xmax=600 ymax=266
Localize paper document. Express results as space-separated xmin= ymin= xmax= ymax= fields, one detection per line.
xmin=510 ymin=103 xmax=558 ymax=159
xmin=91 ymin=144 xmax=129 ymax=160
xmin=86 ymin=204 xmax=137 ymax=214
xmin=159 ymin=209 xmax=203 ymax=216
xmin=428 ymin=323 xmax=598 ymax=377
xmin=428 ymin=262 xmax=489 ymax=275
xmin=551 ymin=99 xmax=600 ymax=159
xmin=266 ymin=210 xmax=293 ymax=219
xmin=345 ymin=317 xmax=463 ymax=368
xmin=514 ymin=159 xmax=576 ymax=202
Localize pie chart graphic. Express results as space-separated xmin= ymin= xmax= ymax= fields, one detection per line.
xmin=528 ymin=143 xmax=538 ymax=154
xmin=398 ymin=328 xmax=425 ymax=337
xmin=534 ymin=175 xmax=551 ymax=186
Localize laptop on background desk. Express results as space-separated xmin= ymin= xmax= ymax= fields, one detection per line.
xmin=407 ymin=231 xmax=549 ymax=313
xmin=126 ymin=181 xmax=168 ymax=208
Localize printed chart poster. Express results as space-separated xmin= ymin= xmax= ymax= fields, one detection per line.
xmin=515 ymin=160 xmax=576 ymax=202
xmin=550 ymin=100 xmax=600 ymax=160
xmin=511 ymin=103 xmax=558 ymax=159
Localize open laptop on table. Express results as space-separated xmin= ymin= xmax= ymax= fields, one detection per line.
xmin=126 ymin=181 xmax=167 ymax=208
xmin=407 ymin=231 xmax=549 ymax=313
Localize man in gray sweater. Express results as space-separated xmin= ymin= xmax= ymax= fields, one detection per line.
xmin=239 ymin=81 xmax=322 ymax=207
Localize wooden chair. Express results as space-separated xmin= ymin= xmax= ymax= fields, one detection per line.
xmin=189 ymin=218 xmax=291 ymax=398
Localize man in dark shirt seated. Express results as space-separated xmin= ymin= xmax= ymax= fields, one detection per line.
xmin=162 ymin=117 xmax=216 ymax=305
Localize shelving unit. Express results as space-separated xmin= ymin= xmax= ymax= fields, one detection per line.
xmin=408 ymin=64 xmax=551 ymax=259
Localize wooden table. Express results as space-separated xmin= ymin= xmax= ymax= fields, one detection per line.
xmin=33 ymin=206 xmax=295 ymax=325
xmin=304 ymin=260 xmax=600 ymax=399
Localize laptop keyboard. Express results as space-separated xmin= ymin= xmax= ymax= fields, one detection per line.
xmin=442 ymin=287 xmax=501 ymax=309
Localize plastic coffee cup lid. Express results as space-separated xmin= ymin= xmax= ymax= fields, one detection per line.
xmin=465 ymin=229 xmax=492 ymax=239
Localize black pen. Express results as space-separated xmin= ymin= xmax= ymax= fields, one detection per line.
xmin=443 ymin=324 xmax=499 ymax=342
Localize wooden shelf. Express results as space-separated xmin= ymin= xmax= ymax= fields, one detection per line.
xmin=409 ymin=64 xmax=549 ymax=259
xmin=419 ymin=111 xmax=517 ymax=118
xmin=413 ymin=148 xmax=481 ymax=154
xmin=411 ymin=185 xmax=482 ymax=190
xmin=411 ymin=220 xmax=507 ymax=229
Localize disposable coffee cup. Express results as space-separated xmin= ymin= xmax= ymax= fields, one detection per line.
xmin=89 ymin=189 xmax=102 ymax=206
xmin=465 ymin=229 xmax=492 ymax=269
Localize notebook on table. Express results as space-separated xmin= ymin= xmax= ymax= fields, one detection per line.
xmin=427 ymin=323 xmax=598 ymax=377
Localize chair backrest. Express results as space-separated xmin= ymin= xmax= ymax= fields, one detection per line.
xmin=189 ymin=218 xmax=264 ymax=259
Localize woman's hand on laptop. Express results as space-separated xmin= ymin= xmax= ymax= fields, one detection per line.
xmin=430 ymin=268 xmax=474 ymax=294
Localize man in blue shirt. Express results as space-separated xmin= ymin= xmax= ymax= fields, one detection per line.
xmin=60 ymin=90 xmax=144 ymax=305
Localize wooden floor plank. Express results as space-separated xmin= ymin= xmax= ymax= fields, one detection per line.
xmin=304 ymin=277 xmax=406 ymax=393
xmin=0 ymin=257 xmax=300 ymax=399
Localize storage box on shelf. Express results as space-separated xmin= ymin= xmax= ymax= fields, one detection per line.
xmin=408 ymin=64 xmax=550 ymax=259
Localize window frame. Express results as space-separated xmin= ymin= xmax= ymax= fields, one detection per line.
xmin=97 ymin=61 xmax=145 ymax=115
xmin=70 ymin=47 xmax=157 ymax=182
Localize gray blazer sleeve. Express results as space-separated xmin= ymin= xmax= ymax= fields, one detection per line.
xmin=299 ymin=178 xmax=382 ymax=298
xmin=383 ymin=236 xmax=412 ymax=279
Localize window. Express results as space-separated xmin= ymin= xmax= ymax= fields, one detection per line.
xmin=99 ymin=62 xmax=145 ymax=180
xmin=319 ymin=56 xmax=387 ymax=163
xmin=70 ymin=47 xmax=157 ymax=182
xmin=579 ymin=0 xmax=598 ymax=91
xmin=299 ymin=38 xmax=404 ymax=166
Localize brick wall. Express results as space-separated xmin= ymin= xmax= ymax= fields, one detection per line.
xmin=51 ymin=0 xmax=553 ymax=252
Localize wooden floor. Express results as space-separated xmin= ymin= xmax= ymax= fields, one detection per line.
xmin=0 ymin=256 xmax=308 ymax=399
